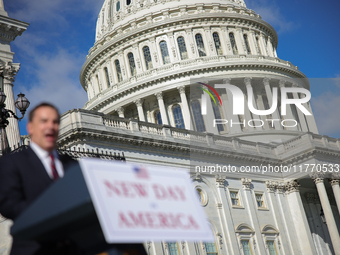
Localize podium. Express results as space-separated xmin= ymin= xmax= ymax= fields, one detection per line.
xmin=11 ymin=164 xmax=147 ymax=255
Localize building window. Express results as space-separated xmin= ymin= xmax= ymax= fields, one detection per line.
xmin=267 ymin=241 xmax=278 ymax=255
xmin=229 ymin=33 xmax=238 ymax=55
xmin=104 ymin=67 xmax=110 ymax=87
xmin=211 ymin=98 xmax=224 ymax=132
xmin=127 ymin=52 xmax=136 ymax=76
xmin=213 ymin=32 xmax=223 ymax=55
xmin=230 ymin=191 xmax=240 ymax=206
xmin=154 ymin=110 xmax=162 ymax=125
xmin=116 ymin=1 xmax=120 ymax=11
xmin=204 ymin=242 xmax=218 ymax=255
xmin=115 ymin=60 xmax=123 ymax=82
xmin=172 ymin=104 xmax=185 ymax=129
xmin=241 ymin=240 xmax=253 ymax=255
xmin=127 ymin=0 xmax=131 ymax=5
xmin=243 ymin=34 xmax=251 ymax=55
xmin=256 ymin=37 xmax=262 ymax=55
xmin=177 ymin=36 xmax=188 ymax=60
xmin=195 ymin=33 xmax=206 ymax=57
xmin=167 ymin=242 xmax=179 ymax=255
xmin=191 ymin=100 xmax=205 ymax=132
xmin=159 ymin=41 xmax=170 ymax=65
xmin=255 ymin=193 xmax=265 ymax=208
xmin=143 ymin=46 xmax=153 ymax=70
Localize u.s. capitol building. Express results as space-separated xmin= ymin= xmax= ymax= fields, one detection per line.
xmin=56 ymin=0 xmax=340 ymax=254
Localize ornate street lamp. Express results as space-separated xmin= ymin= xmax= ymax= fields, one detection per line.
xmin=0 ymin=90 xmax=30 ymax=155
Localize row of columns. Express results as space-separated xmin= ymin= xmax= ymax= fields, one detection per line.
xmin=1 ymin=63 xmax=21 ymax=150
xmin=113 ymin=77 xmax=318 ymax=134
xmin=114 ymin=77 xmax=319 ymax=134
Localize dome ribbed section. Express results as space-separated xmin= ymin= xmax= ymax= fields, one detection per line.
xmin=95 ymin=0 xmax=247 ymax=42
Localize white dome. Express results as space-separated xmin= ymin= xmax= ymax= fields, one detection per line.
xmin=95 ymin=0 xmax=247 ymax=42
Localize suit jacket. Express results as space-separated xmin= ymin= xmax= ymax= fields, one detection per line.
xmin=0 ymin=146 xmax=77 ymax=255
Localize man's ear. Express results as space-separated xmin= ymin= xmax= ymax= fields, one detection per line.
xmin=27 ymin=122 xmax=33 ymax=136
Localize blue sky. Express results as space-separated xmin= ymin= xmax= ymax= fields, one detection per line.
xmin=4 ymin=0 xmax=340 ymax=138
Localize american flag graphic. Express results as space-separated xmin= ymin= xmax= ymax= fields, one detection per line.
xmin=133 ymin=166 xmax=149 ymax=179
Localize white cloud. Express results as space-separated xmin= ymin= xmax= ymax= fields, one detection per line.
xmin=312 ymin=92 xmax=340 ymax=138
xmin=14 ymin=48 xmax=88 ymax=115
xmin=245 ymin=0 xmax=295 ymax=33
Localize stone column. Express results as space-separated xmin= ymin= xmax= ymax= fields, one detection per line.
xmin=134 ymin=99 xmax=145 ymax=122
xmin=267 ymin=38 xmax=275 ymax=57
xmin=248 ymin=31 xmax=257 ymax=56
xmin=117 ymin=107 xmax=125 ymax=118
xmin=279 ymin=80 xmax=297 ymax=131
xmin=234 ymin=27 xmax=245 ymax=55
xmin=329 ymin=179 xmax=340 ymax=215
xmin=263 ymin=78 xmax=282 ymax=130
xmin=201 ymin=86 xmax=218 ymax=134
xmin=285 ymin=180 xmax=317 ymax=254
xmin=133 ymin=43 xmax=143 ymax=74
xmin=167 ymin=32 xmax=179 ymax=62
xmin=99 ymin=67 xmax=108 ymax=90
xmin=155 ymin=92 xmax=169 ymax=125
xmin=214 ymin=175 xmax=240 ymax=254
xmin=221 ymin=78 xmax=242 ymax=133
xmin=184 ymin=29 xmax=196 ymax=58
xmin=259 ymin=32 xmax=269 ymax=56
xmin=292 ymin=86 xmax=308 ymax=132
xmin=304 ymin=101 xmax=319 ymax=134
xmin=177 ymin=86 xmax=192 ymax=130
xmin=244 ymin=77 xmax=262 ymax=131
xmin=241 ymin=178 xmax=267 ymax=255
xmin=312 ymin=175 xmax=340 ymax=254
xmin=2 ymin=63 xmax=21 ymax=149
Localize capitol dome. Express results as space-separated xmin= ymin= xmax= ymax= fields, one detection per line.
xmin=80 ymin=0 xmax=318 ymax=142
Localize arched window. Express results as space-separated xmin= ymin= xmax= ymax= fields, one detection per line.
xmin=159 ymin=41 xmax=170 ymax=65
xmin=256 ymin=37 xmax=262 ymax=54
xmin=127 ymin=52 xmax=136 ymax=76
xmin=116 ymin=1 xmax=120 ymax=11
xmin=177 ymin=36 xmax=188 ymax=60
xmin=167 ymin=243 xmax=179 ymax=255
xmin=172 ymin=105 xmax=185 ymax=129
xmin=191 ymin=101 xmax=205 ymax=132
xmin=104 ymin=67 xmax=110 ymax=87
xmin=195 ymin=34 xmax=206 ymax=57
xmin=243 ymin=34 xmax=251 ymax=54
xmin=115 ymin=60 xmax=122 ymax=82
xmin=211 ymin=98 xmax=224 ymax=132
xmin=126 ymin=0 xmax=131 ymax=5
xmin=229 ymin=33 xmax=238 ymax=55
xmin=204 ymin=243 xmax=218 ymax=255
xmin=213 ymin=32 xmax=223 ymax=55
xmin=143 ymin=46 xmax=153 ymax=70
xmin=154 ymin=110 xmax=162 ymax=125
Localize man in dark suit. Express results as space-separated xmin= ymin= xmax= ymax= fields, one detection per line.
xmin=0 ymin=103 xmax=76 ymax=255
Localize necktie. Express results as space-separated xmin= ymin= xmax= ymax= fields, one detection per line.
xmin=49 ymin=153 xmax=59 ymax=180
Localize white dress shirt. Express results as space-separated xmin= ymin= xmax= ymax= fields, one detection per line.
xmin=30 ymin=142 xmax=64 ymax=179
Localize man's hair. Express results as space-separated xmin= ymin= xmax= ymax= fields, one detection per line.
xmin=28 ymin=102 xmax=60 ymax=122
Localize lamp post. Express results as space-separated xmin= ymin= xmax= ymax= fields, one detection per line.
xmin=0 ymin=90 xmax=30 ymax=155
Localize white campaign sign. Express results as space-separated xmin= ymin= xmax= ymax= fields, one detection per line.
xmin=79 ymin=158 xmax=214 ymax=243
